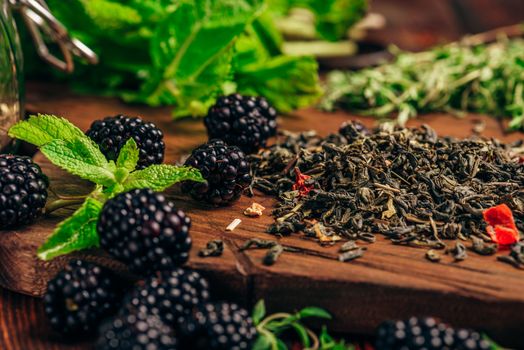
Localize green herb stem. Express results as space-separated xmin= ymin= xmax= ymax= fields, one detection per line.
xmin=45 ymin=198 xmax=86 ymax=214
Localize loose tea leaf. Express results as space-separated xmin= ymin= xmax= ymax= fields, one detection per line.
xmin=321 ymin=39 xmax=524 ymax=130
xmin=250 ymin=122 xmax=524 ymax=265
xmin=425 ymin=249 xmax=441 ymax=263
xmin=199 ymin=240 xmax=224 ymax=258
xmin=448 ymin=242 xmax=467 ymax=261
xmin=471 ymin=237 xmax=497 ymax=256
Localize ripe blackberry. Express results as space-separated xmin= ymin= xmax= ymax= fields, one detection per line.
xmin=338 ymin=121 xmax=369 ymax=143
xmin=204 ymin=94 xmax=277 ymax=154
xmin=97 ymin=188 xmax=191 ymax=275
xmin=43 ymin=259 xmax=123 ymax=336
xmin=182 ymin=139 xmax=251 ymax=205
xmin=97 ymin=309 xmax=177 ymax=350
xmin=179 ymin=302 xmax=256 ymax=350
xmin=125 ymin=268 xmax=210 ymax=327
xmin=0 ymin=154 xmax=48 ymax=228
xmin=375 ymin=317 xmax=492 ymax=350
xmin=86 ymin=115 xmax=165 ymax=169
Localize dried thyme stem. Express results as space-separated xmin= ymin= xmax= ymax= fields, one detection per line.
xmin=321 ymin=38 xmax=524 ymax=130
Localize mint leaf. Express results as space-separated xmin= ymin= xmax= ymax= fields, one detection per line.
xmin=116 ymin=138 xmax=139 ymax=172
xmin=291 ymin=323 xmax=310 ymax=347
xmin=235 ymin=55 xmax=322 ymax=113
xmin=41 ymin=138 xmax=116 ymax=187
xmin=124 ymin=0 xmax=262 ymax=117
xmin=123 ymin=165 xmax=204 ymax=192
xmin=37 ymin=198 xmax=103 ymax=260
xmin=8 ymin=114 xmax=85 ymax=147
xmin=251 ymin=334 xmax=273 ymax=350
xmin=252 ymin=300 xmax=266 ymax=326
xmin=297 ymin=307 xmax=332 ymax=320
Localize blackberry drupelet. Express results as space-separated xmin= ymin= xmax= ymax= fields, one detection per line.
xmin=182 ymin=139 xmax=251 ymax=206
xmin=86 ymin=115 xmax=165 ymax=169
xmin=44 ymin=259 xmax=123 ymax=336
xmin=375 ymin=317 xmax=492 ymax=350
xmin=97 ymin=309 xmax=177 ymax=350
xmin=125 ymin=268 xmax=210 ymax=327
xmin=97 ymin=188 xmax=191 ymax=275
xmin=0 ymin=154 xmax=48 ymax=228
xmin=179 ymin=302 xmax=256 ymax=350
xmin=204 ymin=94 xmax=277 ymax=154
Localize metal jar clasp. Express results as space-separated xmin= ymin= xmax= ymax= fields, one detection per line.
xmin=10 ymin=0 xmax=98 ymax=72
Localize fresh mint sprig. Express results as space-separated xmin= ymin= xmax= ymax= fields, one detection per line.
xmin=252 ymin=300 xmax=352 ymax=350
xmin=9 ymin=114 xmax=204 ymax=260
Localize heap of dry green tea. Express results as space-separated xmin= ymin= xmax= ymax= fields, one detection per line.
xmin=249 ymin=122 xmax=524 ymax=262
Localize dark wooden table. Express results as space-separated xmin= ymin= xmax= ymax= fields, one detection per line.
xmin=1 ymin=1 xmax=523 ymax=349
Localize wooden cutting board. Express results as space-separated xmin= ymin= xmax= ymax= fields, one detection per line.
xmin=1 ymin=83 xmax=523 ymax=347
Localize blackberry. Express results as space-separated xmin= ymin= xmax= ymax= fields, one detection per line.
xmin=179 ymin=302 xmax=256 ymax=350
xmin=338 ymin=121 xmax=369 ymax=143
xmin=97 ymin=188 xmax=191 ymax=275
xmin=0 ymin=154 xmax=48 ymax=228
xmin=182 ymin=139 xmax=251 ymax=205
xmin=86 ymin=115 xmax=165 ymax=169
xmin=204 ymin=94 xmax=277 ymax=154
xmin=97 ymin=309 xmax=177 ymax=350
xmin=43 ymin=259 xmax=123 ymax=336
xmin=125 ymin=268 xmax=210 ymax=327
xmin=375 ymin=317 xmax=492 ymax=350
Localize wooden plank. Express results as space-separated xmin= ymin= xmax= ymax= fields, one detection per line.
xmin=1 ymin=82 xmax=524 ymax=349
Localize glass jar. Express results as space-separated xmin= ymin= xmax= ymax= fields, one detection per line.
xmin=0 ymin=0 xmax=97 ymax=152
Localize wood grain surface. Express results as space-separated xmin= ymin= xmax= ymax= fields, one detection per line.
xmin=1 ymin=1 xmax=523 ymax=349
xmin=0 ymin=82 xmax=523 ymax=350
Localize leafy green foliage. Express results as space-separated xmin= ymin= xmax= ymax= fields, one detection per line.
xmin=321 ymin=39 xmax=524 ymax=130
xmin=8 ymin=114 xmax=85 ymax=147
xmin=123 ymin=165 xmax=204 ymax=192
xmin=22 ymin=0 xmax=334 ymax=117
xmin=41 ymin=138 xmax=116 ymax=188
xmin=252 ymin=300 xmax=352 ymax=350
xmin=37 ymin=198 xmax=103 ymax=260
xmin=116 ymin=138 xmax=140 ymax=172
xmin=9 ymin=115 xmax=203 ymax=260
xmin=266 ymin=0 xmax=368 ymax=41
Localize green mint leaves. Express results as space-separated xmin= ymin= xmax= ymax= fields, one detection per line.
xmin=9 ymin=114 xmax=204 ymax=260
xmin=25 ymin=0 xmax=334 ymax=118
xmin=40 ymin=138 xmax=117 ymax=188
xmin=37 ymin=198 xmax=103 ymax=260
xmin=252 ymin=300 xmax=349 ymax=350
xmin=8 ymin=114 xmax=86 ymax=147
xmin=124 ymin=165 xmax=203 ymax=192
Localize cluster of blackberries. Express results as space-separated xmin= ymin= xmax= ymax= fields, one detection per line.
xmin=183 ymin=139 xmax=251 ymax=206
xmin=86 ymin=115 xmax=165 ymax=169
xmin=45 ymin=260 xmax=256 ymax=349
xmin=97 ymin=188 xmax=192 ymax=276
xmin=375 ymin=317 xmax=493 ymax=350
xmin=183 ymin=94 xmax=278 ymax=206
xmin=45 ymin=185 xmax=255 ymax=349
xmin=205 ymin=94 xmax=277 ymax=154
xmin=0 ymin=154 xmax=48 ymax=229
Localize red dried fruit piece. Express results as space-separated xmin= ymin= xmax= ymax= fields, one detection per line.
xmin=483 ymin=204 xmax=519 ymax=246
xmin=487 ymin=225 xmax=519 ymax=246
xmin=292 ymin=168 xmax=313 ymax=197
xmin=483 ymin=204 xmax=517 ymax=231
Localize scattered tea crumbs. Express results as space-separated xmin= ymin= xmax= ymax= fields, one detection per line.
xmin=226 ymin=219 xmax=242 ymax=232
xmin=199 ymin=240 xmax=224 ymax=257
xmin=244 ymin=202 xmax=266 ymax=217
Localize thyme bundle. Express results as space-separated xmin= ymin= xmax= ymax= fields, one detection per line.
xmin=321 ymin=38 xmax=524 ymax=130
